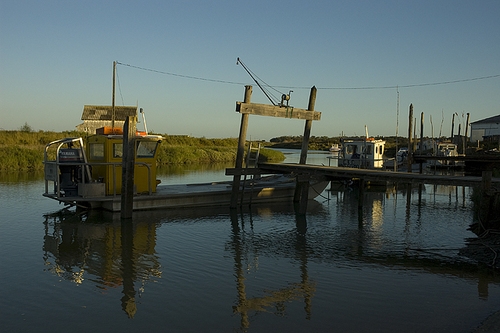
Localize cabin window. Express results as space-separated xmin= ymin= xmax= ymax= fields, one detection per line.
xmin=89 ymin=143 xmax=104 ymax=160
xmin=136 ymin=141 xmax=158 ymax=158
xmin=346 ymin=144 xmax=357 ymax=155
xmin=113 ymin=143 xmax=123 ymax=158
xmin=363 ymin=145 xmax=373 ymax=155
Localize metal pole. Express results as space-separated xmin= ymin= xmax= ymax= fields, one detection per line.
xmin=112 ymin=61 xmax=116 ymax=132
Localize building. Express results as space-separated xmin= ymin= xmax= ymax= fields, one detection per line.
xmin=470 ymin=115 xmax=500 ymax=143
xmin=76 ymin=105 xmax=138 ymax=134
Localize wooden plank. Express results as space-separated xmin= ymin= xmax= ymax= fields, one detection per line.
xmin=236 ymin=102 xmax=321 ymax=120
xmin=255 ymin=162 xmax=500 ymax=187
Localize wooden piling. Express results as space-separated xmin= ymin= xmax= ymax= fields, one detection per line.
xmin=230 ymin=86 xmax=252 ymax=209
xmin=407 ymin=104 xmax=413 ymax=173
xmin=121 ymin=116 xmax=136 ymax=219
xmin=419 ymin=112 xmax=424 ymax=174
xmin=294 ymin=86 xmax=317 ymax=214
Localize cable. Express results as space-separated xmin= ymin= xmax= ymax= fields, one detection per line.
xmin=115 ymin=61 xmax=500 ymax=91
xmin=115 ymin=66 xmax=125 ymax=105
xmin=116 ymin=61 xmax=243 ymax=85
xmin=236 ymin=58 xmax=278 ymax=105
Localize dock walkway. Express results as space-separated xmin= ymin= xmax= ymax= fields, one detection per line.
xmin=250 ymin=163 xmax=500 ymax=187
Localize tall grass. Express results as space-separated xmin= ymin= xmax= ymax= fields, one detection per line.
xmin=0 ymin=131 xmax=284 ymax=171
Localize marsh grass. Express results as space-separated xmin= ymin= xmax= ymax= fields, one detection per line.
xmin=0 ymin=131 xmax=284 ymax=171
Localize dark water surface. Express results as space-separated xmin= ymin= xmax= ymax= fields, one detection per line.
xmin=1 ymin=151 xmax=500 ymax=332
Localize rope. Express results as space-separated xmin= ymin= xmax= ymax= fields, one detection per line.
xmin=236 ymin=58 xmax=279 ymax=105
xmin=115 ymin=61 xmax=500 ymax=91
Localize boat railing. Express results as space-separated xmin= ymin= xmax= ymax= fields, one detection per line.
xmin=43 ymin=160 xmax=152 ymax=198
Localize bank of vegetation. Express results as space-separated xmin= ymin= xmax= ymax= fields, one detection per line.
xmin=0 ymin=130 xmax=285 ymax=172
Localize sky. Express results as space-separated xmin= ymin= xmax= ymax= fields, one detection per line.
xmin=1 ymin=0 xmax=499 ymax=140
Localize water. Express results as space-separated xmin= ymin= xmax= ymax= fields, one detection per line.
xmin=1 ymin=150 xmax=499 ymax=332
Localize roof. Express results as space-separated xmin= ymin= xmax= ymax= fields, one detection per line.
xmin=81 ymin=105 xmax=137 ymax=121
xmin=470 ymin=115 xmax=500 ymax=125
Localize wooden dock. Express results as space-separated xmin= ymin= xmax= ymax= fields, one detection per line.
xmin=227 ymin=162 xmax=500 ymax=187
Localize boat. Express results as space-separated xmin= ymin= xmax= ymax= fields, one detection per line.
xmin=337 ymin=137 xmax=386 ymax=169
xmin=383 ymin=147 xmax=408 ymax=169
xmin=43 ymin=128 xmax=329 ymax=212
xmin=429 ymin=142 xmax=463 ymax=169
xmin=329 ymin=143 xmax=341 ymax=153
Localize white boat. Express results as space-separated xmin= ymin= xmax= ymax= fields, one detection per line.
xmin=429 ymin=142 xmax=463 ymax=168
xmin=329 ymin=143 xmax=341 ymax=153
xmin=338 ymin=137 xmax=386 ymax=169
xmin=43 ymin=129 xmax=329 ymax=211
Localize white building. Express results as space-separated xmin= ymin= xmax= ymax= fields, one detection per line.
xmin=469 ymin=115 xmax=500 ymax=142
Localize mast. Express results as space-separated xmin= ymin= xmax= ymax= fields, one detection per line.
xmin=395 ymin=87 xmax=399 ymax=171
xmin=112 ymin=61 xmax=116 ymax=131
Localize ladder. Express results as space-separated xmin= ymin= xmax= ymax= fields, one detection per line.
xmin=240 ymin=142 xmax=261 ymax=205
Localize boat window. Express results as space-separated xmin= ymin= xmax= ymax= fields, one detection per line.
xmin=346 ymin=144 xmax=357 ymax=155
xmin=113 ymin=143 xmax=123 ymax=158
xmin=89 ymin=143 xmax=104 ymax=160
xmin=363 ymin=145 xmax=373 ymax=155
xmin=136 ymin=141 xmax=158 ymax=158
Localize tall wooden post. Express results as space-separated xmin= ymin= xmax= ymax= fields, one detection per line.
xmin=407 ymin=104 xmax=413 ymax=173
xmin=419 ymin=112 xmax=424 ymax=174
xmin=451 ymin=113 xmax=455 ymax=140
xmin=464 ymin=112 xmax=470 ymax=154
xmin=299 ymin=86 xmax=317 ymax=164
xmin=121 ymin=116 xmax=136 ymax=219
xmin=295 ymin=86 xmax=317 ymax=214
xmin=231 ymin=86 xmax=252 ymax=209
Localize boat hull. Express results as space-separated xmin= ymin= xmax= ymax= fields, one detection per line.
xmin=44 ymin=176 xmax=329 ymax=212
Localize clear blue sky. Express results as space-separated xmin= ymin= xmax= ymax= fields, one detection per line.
xmin=1 ymin=0 xmax=499 ymax=140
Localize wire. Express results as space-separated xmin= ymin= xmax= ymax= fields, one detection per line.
xmin=116 ymin=61 xmax=243 ymax=85
xmin=236 ymin=58 xmax=280 ymax=105
xmin=314 ymin=73 xmax=500 ymax=90
xmin=115 ymin=61 xmax=500 ymax=91
xmin=115 ymin=66 xmax=125 ymax=105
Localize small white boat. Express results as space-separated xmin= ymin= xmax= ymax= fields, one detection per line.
xmin=329 ymin=143 xmax=341 ymax=153
xmin=429 ymin=142 xmax=463 ymax=168
xmin=43 ymin=129 xmax=329 ymax=212
xmin=338 ymin=137 xmax=385 ymax=169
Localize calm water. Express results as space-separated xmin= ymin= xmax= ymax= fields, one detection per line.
xmin=1 ymin=150 xmax=500 ymax=332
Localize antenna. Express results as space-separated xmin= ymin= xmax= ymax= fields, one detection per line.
xmin=140 ymin=108 xmax=148 ymax=134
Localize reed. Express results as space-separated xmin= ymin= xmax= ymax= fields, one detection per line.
xmin=0 ymin=131 xmax=285 ymax=171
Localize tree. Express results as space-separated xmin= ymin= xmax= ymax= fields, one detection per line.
xmin=19 ymin=122 xmax=33 ymax=132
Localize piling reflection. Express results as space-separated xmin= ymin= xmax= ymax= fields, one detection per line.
xmin=229 ymin=205 xmax=316 ymax=330
xmin=43 ymin=209 xmax=160 ymax=318
xmin=41 ymin=186 xmax=500 ymax=329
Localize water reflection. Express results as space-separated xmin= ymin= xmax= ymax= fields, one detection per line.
xmin=41 ymin=185 xmax=500 ymax=330
xmin=43 ymin=209 xmax=160 ymax=318
xmin=229 ymin=206 xmax=315 ymax=330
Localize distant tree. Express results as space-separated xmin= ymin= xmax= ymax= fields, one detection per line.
xmin=19 ymin=122 xmax=33 ymax=132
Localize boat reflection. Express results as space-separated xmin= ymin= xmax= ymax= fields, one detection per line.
xmin=43 ymin=209 xmax=160 ymax=318
xmin=41 ymin=188 xmax=500 ymax=329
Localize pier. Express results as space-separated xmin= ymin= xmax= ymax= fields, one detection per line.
xmin=255 ymin=163 xmax=500 ymax=187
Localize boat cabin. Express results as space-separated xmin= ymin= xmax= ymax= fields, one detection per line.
xmin=86 ymin=132 xmax=162 ymax=195
xmin=436 ymin=142 xmax=458 ymax=157
xmin=338 ymin=138 xmax=385 ymax=169
xmin=44 ymin=127 xmax=163 ymax=200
